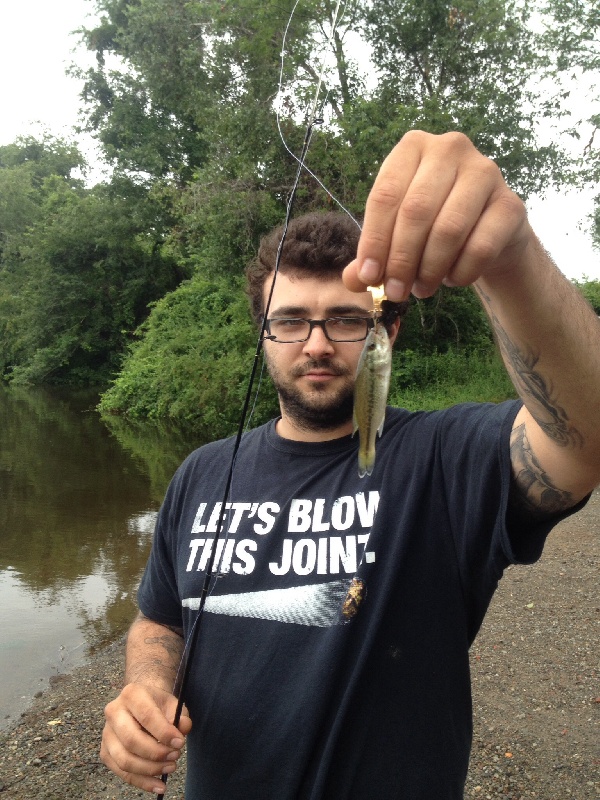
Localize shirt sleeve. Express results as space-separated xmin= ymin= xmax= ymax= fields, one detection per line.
xmin=436 ymin=400 xmax=589 ymax=640
xmin=137 ymin=473 xmax=185 ymax=627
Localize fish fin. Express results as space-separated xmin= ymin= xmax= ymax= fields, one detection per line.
xmin=352 ymin=414 xmax=358 ymax=438
xmin=377 ymin=418 xmax=385 ymax=438
xmin=358 ymin=448 xmax=375 ymax=478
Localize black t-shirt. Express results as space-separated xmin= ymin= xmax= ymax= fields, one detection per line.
xmin=138 ymin=401 xmax=572 ymax=799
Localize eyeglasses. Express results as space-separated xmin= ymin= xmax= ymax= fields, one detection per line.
xmin=264 ymin=317 xmax=375 ymax=343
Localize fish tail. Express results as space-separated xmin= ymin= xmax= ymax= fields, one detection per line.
xmin=358 ymin=446 xmax=375 ymax=479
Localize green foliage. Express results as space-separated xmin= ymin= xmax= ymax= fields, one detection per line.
xmin=0 ymin=136 xmax=185 ymax=385
xmin=389 ymin=348 xmax=517 ymax=410
xmin=399 ymin=287 xmax=494 ymax=354
xmin=98 ymin=276 xmax=279 ymax=439
xmin=0 ymin=134 xmax=83 ymax=181
xmin=593 ymin=207 xmax=600 ymax=253
xmin=77 ymin=0 xmax=211 ymax=179
xmin=78 ymin=0 xmax=569 ymax=195
xmin=365 ymin=0 xmax=535 ymax=104
xmin=5 ymin=0 xmax=592 ymax=429
xmin=0 ymin=136 xmax=87 ymax=379
xmin=77 ymin=0 xmax=324 ymax=180
xmin=358 ymin=0 xmax=569 ymax=196
xmin=167 ymin=163 xmax=286 ymax=280
xmin=574 ymin=278 xmax=600 ymax=314
xmin=541 ymin=0 xmax=600 ymax=99
xmin=0 ymin=135 xmax=84 ymax=258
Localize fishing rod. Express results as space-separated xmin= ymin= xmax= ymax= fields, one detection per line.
xmin=159 ymin=135 xmax=312 ymax=793
xmin=159 ymin=6 xmax=350 ymax=792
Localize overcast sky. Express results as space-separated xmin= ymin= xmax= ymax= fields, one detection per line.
xmin=1 ymin=0 xmax=598 ymax=281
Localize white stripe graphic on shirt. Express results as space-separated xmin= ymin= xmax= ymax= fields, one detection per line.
xmin=182 ymin=580 xmax=353 ymax=627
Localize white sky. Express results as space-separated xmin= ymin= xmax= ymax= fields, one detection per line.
xmin=0 ymin=0 xmax=100 ymax=159
xmin=0 ymin=0 xmax=598 ymax=282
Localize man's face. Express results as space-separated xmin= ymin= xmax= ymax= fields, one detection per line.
xmin=262 ymin=271 xmax=375 ymax=438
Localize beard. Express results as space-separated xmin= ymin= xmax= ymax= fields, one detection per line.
xmin=265 ymin=356 xmax=355 ymax=432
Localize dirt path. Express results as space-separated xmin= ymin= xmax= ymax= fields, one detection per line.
xmin=466 ymin=490 xmax=599 ymax=799
xmin=1 ymin=492 xmax=598 ymax=799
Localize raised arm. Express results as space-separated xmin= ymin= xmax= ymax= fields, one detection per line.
xmin=343 ymin=130 xmax=600 ymax=512
xmin=474 ymin=243 xmax=600 ymax=514
xmin=100 ymin=612 xmax=191 ymax=794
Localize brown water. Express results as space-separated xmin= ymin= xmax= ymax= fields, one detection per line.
xmin=0 ymin=386 xmax=197 ymax=729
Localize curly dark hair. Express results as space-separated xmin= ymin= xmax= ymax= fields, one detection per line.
xmin=245 ymin=211 xmax=409 ymax=329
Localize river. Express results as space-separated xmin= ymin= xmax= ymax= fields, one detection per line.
xmin=0 ymin=386 xmax=198 ymax=730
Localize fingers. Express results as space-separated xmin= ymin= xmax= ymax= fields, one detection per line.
xmin=440 ymin=186 xmax=530 ymax=291
xmin=100 ymin=732 xmax=176 ymax=795
xmin=343 ymin=131 xmax=529 ymax=300
xmin=100 ymin=683 xmax=191 ymax=794
xmin=407 ymin=164 xmax=509 ymax=296
xmin=365 ymin=134 xmax=460 ymax=298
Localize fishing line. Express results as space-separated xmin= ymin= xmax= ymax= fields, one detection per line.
xmin=275 ymin=0 xmax=362 ymax=231
xmin=244 ymin=352 xmax=268 ymax=432
xmin=159 ymin=5 xmax=350 ymax=792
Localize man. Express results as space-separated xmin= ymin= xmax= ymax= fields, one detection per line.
xmin=100 ymin=132 xmax=600 ymax=798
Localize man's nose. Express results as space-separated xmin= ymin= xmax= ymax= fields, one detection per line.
xmin=302 ymin=324 xmax=335 ymax=357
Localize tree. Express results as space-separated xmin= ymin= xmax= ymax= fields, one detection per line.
xmin=16 ymin=183 xmax=184 ymax=384
xmin=0 ymin=134 xmax=84 ymax=259
xmin=0 ymin=136 xmax=87 ymax=377
xmin=345 ymin=0 xmax=567 ymax=196
xmin=0 ymin=136 xmax=186 ymax=384
xmin=78 ymin=0 xmax=573 ymax=258
xmin=76 ymin=0 xmax=325 ymax=180
xmin=73 ymin=0 xmax=579 ymax=424
xmin=98 ymin=275 xmax=279 ymax=438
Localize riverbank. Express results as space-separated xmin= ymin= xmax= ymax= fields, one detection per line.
xmin=1 ymin=492 xmax=598 ymax=799
xmin=0 ymin=637 xmax=187 ymax=799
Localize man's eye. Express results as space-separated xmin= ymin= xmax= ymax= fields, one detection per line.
xmin=330 ymin=317 xmax=365 ymax=327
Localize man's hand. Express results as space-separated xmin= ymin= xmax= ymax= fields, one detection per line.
xmin=100 ymin=682 xmax=192 ymax=795
xmin=346 ymin=130 xmax=600 ymax=506
xmin=343 ymin=130 xmax=533 ymax=301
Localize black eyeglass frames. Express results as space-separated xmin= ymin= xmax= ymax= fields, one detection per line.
xmin=264 ymin=316 xmax=375 ymax=343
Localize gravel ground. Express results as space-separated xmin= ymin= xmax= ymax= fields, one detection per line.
xmin=0 ymin=491 xmax=598 ymax=799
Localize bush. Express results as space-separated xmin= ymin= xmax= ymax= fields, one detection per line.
xmin=98 ymin=275 xmax=279 ymax=440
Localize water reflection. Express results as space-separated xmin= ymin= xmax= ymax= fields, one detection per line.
xmin=0 ymin=387 xmax=198 ymax=728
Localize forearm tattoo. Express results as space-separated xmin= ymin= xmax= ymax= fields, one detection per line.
xmin=475 ymin=286 xmax=583 ymax=516
xmin=476 ymin=286 xmax=583 ymax=450
xmin=128 ymin=621 xmax=185 ymax=686
xmin=510 ymin=423 xmax=574 ymax=517
xmin=143 ymin=630 xmax=184 ymax=660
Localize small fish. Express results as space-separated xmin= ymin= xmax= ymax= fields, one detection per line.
xmin=352 ymin=321 xmax=392 ymax=478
